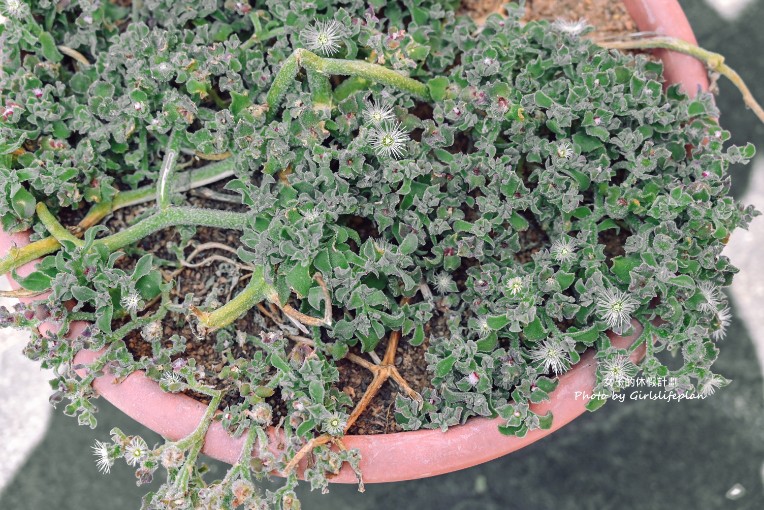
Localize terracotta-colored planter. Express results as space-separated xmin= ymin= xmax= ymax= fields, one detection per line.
xmin=1 ymin=0 xmax=709 ymax=485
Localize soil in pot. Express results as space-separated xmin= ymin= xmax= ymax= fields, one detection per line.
xmin=98 ymin=1 xmax=637 ymax=436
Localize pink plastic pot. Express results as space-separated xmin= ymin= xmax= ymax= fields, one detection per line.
xmin=1 ymin=0 xmax=709 ymax=485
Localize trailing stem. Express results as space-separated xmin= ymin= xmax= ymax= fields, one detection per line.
xmin=37 ymin=203 xmax=250 ymax=253
xmin=157 ymin=130 xmax=181 ymax=210
xmin=266 ymin=48 xmax=431 ymax=121
xmin=600 ymin=35 xmax=764 ymax=124
xmin=0 ymin=159 xmax=235 ymax=275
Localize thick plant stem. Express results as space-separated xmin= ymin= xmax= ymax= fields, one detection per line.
xmin=172 ymin=381 xmax=223 ymax=492
xmin=96 ymin=207 xmax=249 ymax=253
xmin=333 ymin=76 xmax=370 ymax=102
xmin=0 ymin=159 xmax=235 ymax=275
xmin=600 ymin=35 xmax=764 ymax=124
xmin=38 ymin=204 xmax=249 ymax=253
xmin=307 ymin=68 xmax=333 ymax=114
xmin=157 ymin=130 xmax=181 ymax=210
xmin=191 ymin=266 xmax=275 ymax=331
xmin=266 ymin=49 xmax=431 ymax=120
xmin=35 ymin=203 xmax=80 ymax=246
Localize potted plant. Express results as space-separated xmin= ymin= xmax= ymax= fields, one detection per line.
xmin=1 ymin=0 xmax=761 ymax=508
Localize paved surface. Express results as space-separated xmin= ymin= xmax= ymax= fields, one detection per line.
xmin=1 ymin=1 xmax=763 ymax=509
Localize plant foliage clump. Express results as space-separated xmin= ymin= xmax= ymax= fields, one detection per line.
xmin=0 ymin=0 xmax=757 ymax=508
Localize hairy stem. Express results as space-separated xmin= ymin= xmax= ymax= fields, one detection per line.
xmin=39 ymin=204 xmax=249 ymax=253
xmin=191 ymin=266 xmax=275 ymax=331
xmin=266 ymin=48 xmax=431 ymax=120
xmin=35 ymin=203 xmax=80 ymax=246
xmin=0 ymin=159 xmax=235 ymax=275
xmin=96 ymin=207 xmax=249 ymax=253
xmin=173 ymin=381 xmax=223 ymax=492
xmin=600 ymin=35 xmax=764 ymax=124
xmin=157 ymin=130 xmax=181 ymax=210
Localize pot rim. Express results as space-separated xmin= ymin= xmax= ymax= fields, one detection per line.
xmin=0 ymin=0 xmax=708 ymax=485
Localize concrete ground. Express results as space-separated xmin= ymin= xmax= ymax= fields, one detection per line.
xmin=1 ymin=1 xmax=763 ymax=508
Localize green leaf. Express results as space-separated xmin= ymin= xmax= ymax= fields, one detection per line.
xmin=433 ymin=148 xmax=454 ymax=163
xmin=308 ymin=380 xmax=325 ymax=404
xmin=95 ymin=305 xmax=113 ymax=333
xmin=136 ymin=271 xmax=162 ymax=301
xmin=399 ymin=233 xmax=418 ymax=255
xmin=569 ymin=326 xmax=601 ymax=345
xmin=585 ymin=395 xmax=608 ymax=411
xmin=523 ymin=317 xmax=546 ymax=341
xmin=476 ymin=333 xmax=498 ymax=352
xmin=556 ymin=272 xmax=575 ymax=290
xmin=296 ymin=418 xmax=316 ymax=437
xmin=486 ymin=315 xmax=510 ymax=330
xmin=132 ymin=254 xmax=154 ymax=280
xmin=427 ymin=77 xmax=449 ymax=101
xmin=610 ymin=255 xmax=641 ymax=284
xmin=229 ymin=91 xmax=252 ymax=117
xmin=537 ymin=411 xmax=554 ymax=429
xmin=39 ymin=32 xmax=63 ymax=62
xmin=573 ymin=132 xmax=603 ymax=152
xmin=498 ymin=423 xmax=528 ymax=437
xmin=534 ymin=91 xmax=554 ymax=108
xmin=535 ymin=377 xmax=558 ymax=393
xmin=509 ymin=212 xmax=529 ymax=231
xmin=452 ymin=220 xmax=473 ymax=233
xmin=330 ymin=341 xmax=349 ymax=359
xmin=286 ymin=263 xmax=312 ymax=297
xmin=270 ymin=353 xmax=291 ymax=373
xmin=13 ymin=271 xmax=51 ymax=292
xmin=435 ymin=355 xmax=456 ymax=378
xmin=186 ymin=79 xmax=208 ymax=97
xmin=687 ymin=100 xmax=706 ymax=116
xmin=410 ymin=323 xmax=425 ymax=346
xmin=333 ymin=319 xmax=355 ymax=340
xmin=71 ymin=286 xmax=98 ymax=302
xmin=11 ymin=188 xmax=36 ymax=219
xmin=669 ymin=275 xmax=695 ymax=289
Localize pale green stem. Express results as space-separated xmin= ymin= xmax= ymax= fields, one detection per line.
xmin=96 ymin=206 xmax=249 ymax=253
xmin=191 ymin=266 xmax=276 ymax=330
xmin=0 ymin=159 xmax=235 ymax=275
xmin=157 ymin=130 xmax=181 ymax=210
xmin=600 ymin=35 xmax=764 ymax=124
xmin=172 ymin=382 xmax=222 ymax=492
xmin=38 ymin=203 xmax=249 ymax=253
xmin=241 ymin=26 xmax=287 ymax=50
xmin=266 ymin=48 xmax=431 ymax=121
xmin=307 ymin=68 xmax=333 ymax=114
xmin=334 ymin=76 xmax=370 ymax=102
xmin=35 ymin=203 xmax=80 ymax=246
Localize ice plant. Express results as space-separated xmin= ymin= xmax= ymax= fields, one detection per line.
xmin=600 ymin=355 xmax=638 ymax=390
xmin=124 ymin=437 xmax=149 ymax=467
xmin=711 ymin=307 xmax=732 ymax=341
xmin=506 ymin=276 xmax=525 ymax=296
xmin=551 ymin=18 xmax=589 ymax=36
xmin=323 ymin=413 xmax=347 ymax=436
xmin=363 ymin=99 xmax=396 ymax=125
xmin=697 ymin=281 xmax=722 ymax=313
xmin=120 ymin=291 xmax=142 ymax=315
xmin=0 ymin=1 xmax=761 ymax=509
xmin=302 ymin=19 xmax=345 ymax=56
xmin=550 ymin=238 xmax=577 ymax=263
xmin=370 ymin=122 xmax=408 ymax=159
xmin=556 ymin=140 xmax=575 ymax=160
xmin=433 ymin=272 xmax=456 ymax=294
xmin=595 ymin=288 xmax=640 ymax=336
xmin=530 ymin=339 xmax=572 ymax=375
xmin=91 ymin=440 xmax=113 ymax=475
